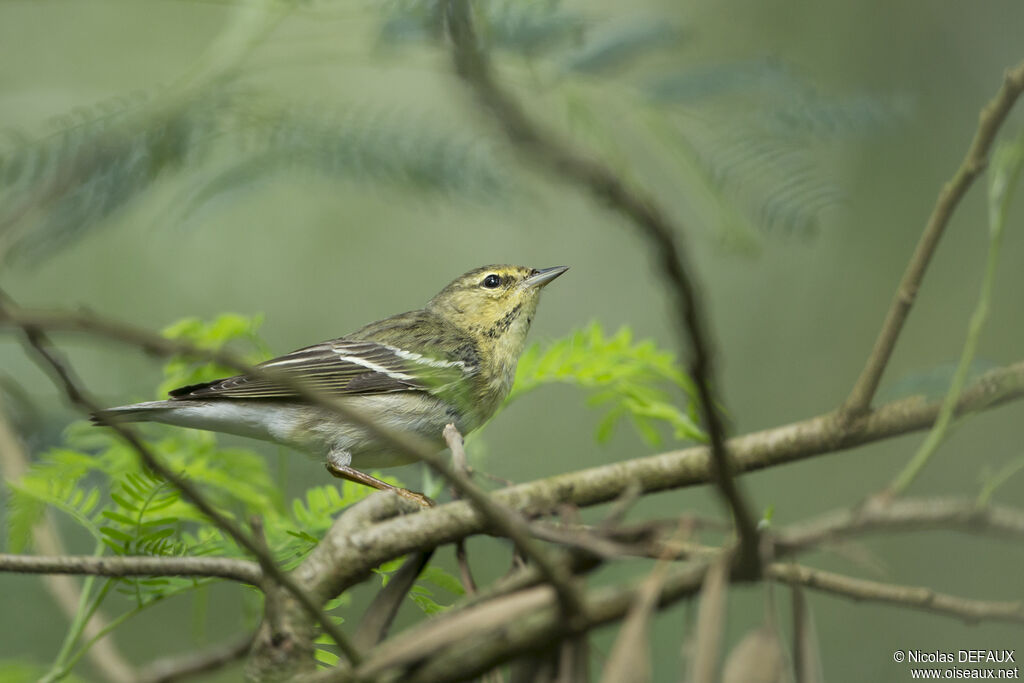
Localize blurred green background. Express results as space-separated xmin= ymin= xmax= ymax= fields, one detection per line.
xmin=2 ymin=0 xmax=1023 ymax=680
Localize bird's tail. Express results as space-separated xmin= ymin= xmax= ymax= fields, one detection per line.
xmin=89 ymin=401 xmax=175 ymax=426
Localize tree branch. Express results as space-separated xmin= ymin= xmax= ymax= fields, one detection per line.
xmin=767 ymin=564 xmax=1024 ymax=625
xmin=441 ymin=424 xmax=588 ymax=623
xmin=354 ymin=550 xmax=434 ymax=650
xmin=0 ymin=553 xmax=261 ymax=583
xmin=775 ymin=497 xmax=1024 ymax=554
xmin=442 ymin=0 xmax=762 ymax=578
xmin=136 ymin=633 xmax=254 ymax=683
xmin=842 ymin=59 xmax=1024 ymax=418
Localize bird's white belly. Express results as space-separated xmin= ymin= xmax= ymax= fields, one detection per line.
xmin=159 ymin=393 xmax=459 ymax=469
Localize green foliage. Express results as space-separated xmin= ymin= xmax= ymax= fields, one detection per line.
xmin=0 ymin=90 xmax=228 ymax=263
xmin=0 ymin=87 xmax=506 ymax=264
xmin=0 ymin=2 xmax=896 ymax=266
xmin=158 ymin=313 xmax=269 ymax=396
xmin=510 ymin=322 xmax=703 ymax=446
xmin=378 ymin=3 xmax=897 ymax=245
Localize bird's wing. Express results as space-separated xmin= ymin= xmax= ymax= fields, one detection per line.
xmin=168 ymin=339 xmax=473 ymax=400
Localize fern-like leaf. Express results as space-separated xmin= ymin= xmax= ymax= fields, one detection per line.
xmin=510 ymin=323 xmax=703 ymax=445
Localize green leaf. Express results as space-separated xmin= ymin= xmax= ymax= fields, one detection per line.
xmin=510 ymin=322 xmax=704 ymax=445
xmin=314 ymin=649 xmax=340 ymax=667
xmin=419 ymin=566 xmax=465 ymax=597
xmin=5 ymin=490 xmax=45 ymax=554
xmin=409 ymin=590 xmax=448 ymax=616
xmin=564 ymin=17 xmax=681 ymax=74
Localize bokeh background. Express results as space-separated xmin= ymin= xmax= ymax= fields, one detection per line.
xmin=2 ymin=0 xmax=1023 ymax=680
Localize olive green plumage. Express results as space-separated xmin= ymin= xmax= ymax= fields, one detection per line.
xmin=93 ymin=265 xmax=567 ymax=483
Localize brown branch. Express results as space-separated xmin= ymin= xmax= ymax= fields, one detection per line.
xmin=0 ymin=553 xmax=261 ymax=583
xmin=444 ymin=423 xmax=480 ymax=596
xmin=535 ymin=497 xmax=1024 ymax=563
xmin=442 ymin=0 xmax=761 ymax=578
xmin=136 ymin=633 xmax=254 ymax=683
xmin=249 ymin=517 xmax=284 ymax=642
xmin=354 ymin=550 xmax=434 ymax=650
xmin=767 ymin=564 xmax=1024 ymax=625
xmin=775 ymin=497 xmax=1024 ymax=554
xmin=440 ymin=424 xmax=587 ymax=621
xmin=1 ymin=308 xmax=362 ymax=670
xmin=842 ymin=60 xmax=1024 ymax=418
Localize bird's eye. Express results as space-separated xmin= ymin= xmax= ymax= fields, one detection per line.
xmin=481 ymin=274 xmax=501 ymax=289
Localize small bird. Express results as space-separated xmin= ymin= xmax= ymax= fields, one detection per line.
xmin=93 ymin=265 xmax=568 ymax=505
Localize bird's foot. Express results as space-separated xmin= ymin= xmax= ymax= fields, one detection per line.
xmin=325 ymin=462 xmax=434 ymax=508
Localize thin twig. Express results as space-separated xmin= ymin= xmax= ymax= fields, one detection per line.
xmin=775 ymin=497 xmax=1024 ymax=554
xmin=136 ymin=633 xmax=255 ymax=683
xmin=602 ymin=520 xmax=691 ymax=683
xmin=442 ymin=0 xmax=761 ymax=578
xmin=250 ymin=517 xmax=283 ymax=642
xmin=842 ymin=59 xmax=1024 ymax=418
xmin=353 ymin=550 xmax=434 ymax=650
xmin=444 ymin=424 xmax=480 ymax=596
xmin=3 ymin=312 xmax=362 ymax=669
xmin=442 ymin=424 xmax=588 ymax=623
xmin=767 ymin=564 xmax=1024 ymax=625
xmin=0 ymin=553 xmax=261 ymax=583
xmin=885 ymin=123 xmax=1024 ymax=495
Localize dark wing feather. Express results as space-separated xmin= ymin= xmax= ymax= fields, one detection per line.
xmin=169 ymin=339 xmax=469 ymax=400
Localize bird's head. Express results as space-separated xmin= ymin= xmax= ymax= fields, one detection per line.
xmin=427 ymin=265 xmax=568 ymax=342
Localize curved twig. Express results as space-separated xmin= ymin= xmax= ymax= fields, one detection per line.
xmin=842 ymin=60 xmax=1024 ymax=418
xmin=443 ymin=0 xmax=761 ymax=578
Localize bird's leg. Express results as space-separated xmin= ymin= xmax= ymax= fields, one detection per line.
xmin=325 ymin=461 xmax=434 ymax=508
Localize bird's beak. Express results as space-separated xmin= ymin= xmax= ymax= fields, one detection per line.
xmin=523 ymin=266 xmax=569 ymax=289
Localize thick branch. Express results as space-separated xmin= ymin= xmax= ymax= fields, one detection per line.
xmin=843 ymin=60 xmax=1024 ymax=417
xmin=443 ymin=0 xmax=761 ymax=578
xmin=0 ymin=553 xmax=261 ymax=584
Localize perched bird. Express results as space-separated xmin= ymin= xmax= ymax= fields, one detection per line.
xmin=93 ymin=265 xmax=568 ymax=505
